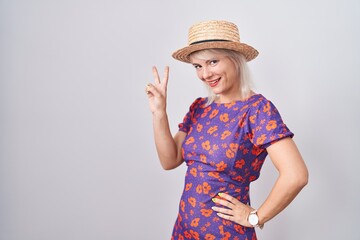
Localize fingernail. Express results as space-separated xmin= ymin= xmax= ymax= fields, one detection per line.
xmin=218 ymin=193 xmax=223 ymax=197
xmin=212 ymin=198 xmax=217 ymax=202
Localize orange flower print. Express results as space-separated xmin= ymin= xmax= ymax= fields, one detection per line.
xmin=222 ymin=232 xmax=231 ymax=240
xmin=190 ymin=168 xmax=197 ymax=177
xmin=202 ymin=140 xmax=211 ymax=150
xmin=216 ymin=161 xmax=228 ymax=171
xmin=213 ymin=216 xmax=220 ymax=222
xmin=240 ymin=104 xmax=249 ymax=112
xmin=200 ymin=209 xmax=213 ymax=217
xmin=252 ymin=146 xmax=262 ymax=155
xmin=219 ymin=225 xmax=225 ymax=234
xmin=229 ymin=143 xmax=238 ymax=152
xmin=213 ymin=144 xmax=219 ymax=151
xmin=234 ymin=224 xmax=245 ymax=234
xmin=249 ymin=175 xmax=257 ymax=181
xmin=188 ymin=126 xmax=193 ymax=135
xmin=196 ymin=123 xmax=203 ymax=132
xmin=190 ymin=230 xmax=200 ymax=240
xmin=266 ymin=120 xmax=277 ymax=131
xmin=226 ymin=149 xmax=235 ymax=158
xmin=188 ymin=197 xmax=196 ymax=207
xmin=256 ymin=134 xmax=267 ymax=145
xmin=196 ymin=184 xmax=203 ymax=194
xmin=180 ymin=200 xmax=185 ymax=212
xmin=178 ymin=234 xmax=184 ymax=240
xmin=207 ymin=126 xmax=218 ymax=135
xmin=205 ymin=233 xmax=216 ymax=240
xmin=263 ymin=102 xmax=271 ymax=113
xmin=188 ymin=160 xmax=195 ymax=165
xmin=219 ymin=113 xmax=229 ymax=122
xmin=221 ymin=130 xmax=231 ymax=140
xmin=202 ymin=182 xmax=211 ymax=194
xmin=209 ymin=109 xmax=219 ymax=119
xmin=232 ymin=175 xmax=244 ymax=182
xmin=252 ymin=99 xmax=260 ymax=107
xmin=204 ymin=106 xmax=212 ymax=112
xmin=185 ymin=183 xmax=192 ymax=191
xmin=208 ymin=172 xmax=220 ymax=179
xmin=190 ymin=218 xmax=200 ymax=227
xmin=222 ymin=219 xmax=232 ymax=226
xmin=184 ymin=231 xmax=191 ymax=239
xmin=252 ymin=158 xmax=263 ymax=171
xmin=238 ymin=118 xmax=246 ymax=128
xmin=235 ymin=159 xmax=245 ymax=169
xmin=185 ymin=137 xmax=195 ymax=145
xmin=201 ymin=106 xmax=212 ymax=118
xmin=199 ymin=202 xmax=206 ymax=208
xmin=249 ymin=114 xmax=256 ymax=124
xmin=200 ymin=154 xmax=207 ymax=163
xmin=224 ymin=101 xmax=235 ymax=108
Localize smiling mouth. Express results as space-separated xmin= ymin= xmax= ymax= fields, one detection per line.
xmin=208 ymin=78 xmax=220 ymax=87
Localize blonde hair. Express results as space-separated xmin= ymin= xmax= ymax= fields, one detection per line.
xmin=190 ymin=49 xmax=253 ymax=105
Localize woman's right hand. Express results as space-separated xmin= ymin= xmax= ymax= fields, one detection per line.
xmin=146 ymin=66 xmax=169 ymax=115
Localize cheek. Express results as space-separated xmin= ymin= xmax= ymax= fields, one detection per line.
xmin=196 ymin=70 xmax=203 ymax=80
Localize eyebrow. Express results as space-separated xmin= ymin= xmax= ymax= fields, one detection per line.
xmin=191 ymin=59 xmax=217 ymax=65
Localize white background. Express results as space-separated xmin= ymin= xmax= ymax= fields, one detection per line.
xmin=1 ymin=0 xmax=359 ymax=239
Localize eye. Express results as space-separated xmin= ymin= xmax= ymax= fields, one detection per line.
xmin=209 ymin=60 xmax=218 ymax=66
xmin=193 ymin=64 xmax=201 ymax=69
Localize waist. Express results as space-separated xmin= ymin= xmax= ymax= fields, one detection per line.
xmin=183 ymin=168 xmax=250 ymax=205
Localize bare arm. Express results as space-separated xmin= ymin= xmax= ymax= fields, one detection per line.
xmin=211 ymin=137 xmax=308 ymax=227
xmin=256 ymin=137 xmax=309 ymax=224
xmin=146 ymin=66 xmax=186 ymax=170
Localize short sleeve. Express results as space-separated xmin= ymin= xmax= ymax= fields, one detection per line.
xmin=248 ymin=99 xmax=294 ymax=148
xmin=178 ymin=97 xmax=203 ymax=133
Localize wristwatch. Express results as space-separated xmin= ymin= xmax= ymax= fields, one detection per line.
xmin=248 ymin=209 xmax=264 ymax=229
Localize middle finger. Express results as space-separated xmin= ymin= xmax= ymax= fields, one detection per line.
xmin=211 ymin=206 xmax=233 ymax=215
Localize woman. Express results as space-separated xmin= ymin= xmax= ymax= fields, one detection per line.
xmin=146 ymin=20 xmax=308 ymax=240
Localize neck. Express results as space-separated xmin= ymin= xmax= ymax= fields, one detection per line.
xmin=215 ymin=91 xmax=254 ymax=104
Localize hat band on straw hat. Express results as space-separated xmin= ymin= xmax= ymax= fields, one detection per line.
xmin=190 ymin=39 xmax=231 ymax=45
xmin=172 ymin=20 xmax=259 ymax=63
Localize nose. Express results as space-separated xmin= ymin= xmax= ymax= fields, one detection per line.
xmin=202 ymin=66 xmax=213 ymax=80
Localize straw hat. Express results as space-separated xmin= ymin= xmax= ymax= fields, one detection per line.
xmin=172 ymin=20 xmax=258 ymax=63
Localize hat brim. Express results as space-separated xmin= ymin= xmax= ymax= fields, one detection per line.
xmin=172 ymin=42 xmax=259 ymax=63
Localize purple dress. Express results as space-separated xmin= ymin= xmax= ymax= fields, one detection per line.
xmin=171 ymin=94 xmax=293 ymax=240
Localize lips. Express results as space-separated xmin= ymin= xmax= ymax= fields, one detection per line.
xmin=208 ymin=78 xmax=220 ymax=87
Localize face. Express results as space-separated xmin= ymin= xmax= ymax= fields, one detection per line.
xmin=190 ymin=51 xmax=240 ymax=102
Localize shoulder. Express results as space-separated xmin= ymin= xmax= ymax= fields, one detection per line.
xmin=249 ymin=94 xmax=279 ymax=114
xmin=188 ymin=97 xmax=207 ymax=110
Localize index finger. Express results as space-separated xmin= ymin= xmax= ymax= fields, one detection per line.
xmin=152 ymin=66 xmax=161 ymax=84
xmin=218 ymin=192 xmax=241 ymax=205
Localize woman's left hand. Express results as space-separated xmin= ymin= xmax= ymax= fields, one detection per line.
xmin=211 ymin=192 xmax=254 ymax=227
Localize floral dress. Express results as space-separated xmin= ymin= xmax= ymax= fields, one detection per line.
xmin=171 ymin=94 xmax=293 ymax=240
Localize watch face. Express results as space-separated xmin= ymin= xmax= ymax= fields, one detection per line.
xmin=249 ymin=213 xmax=259 ymax=225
